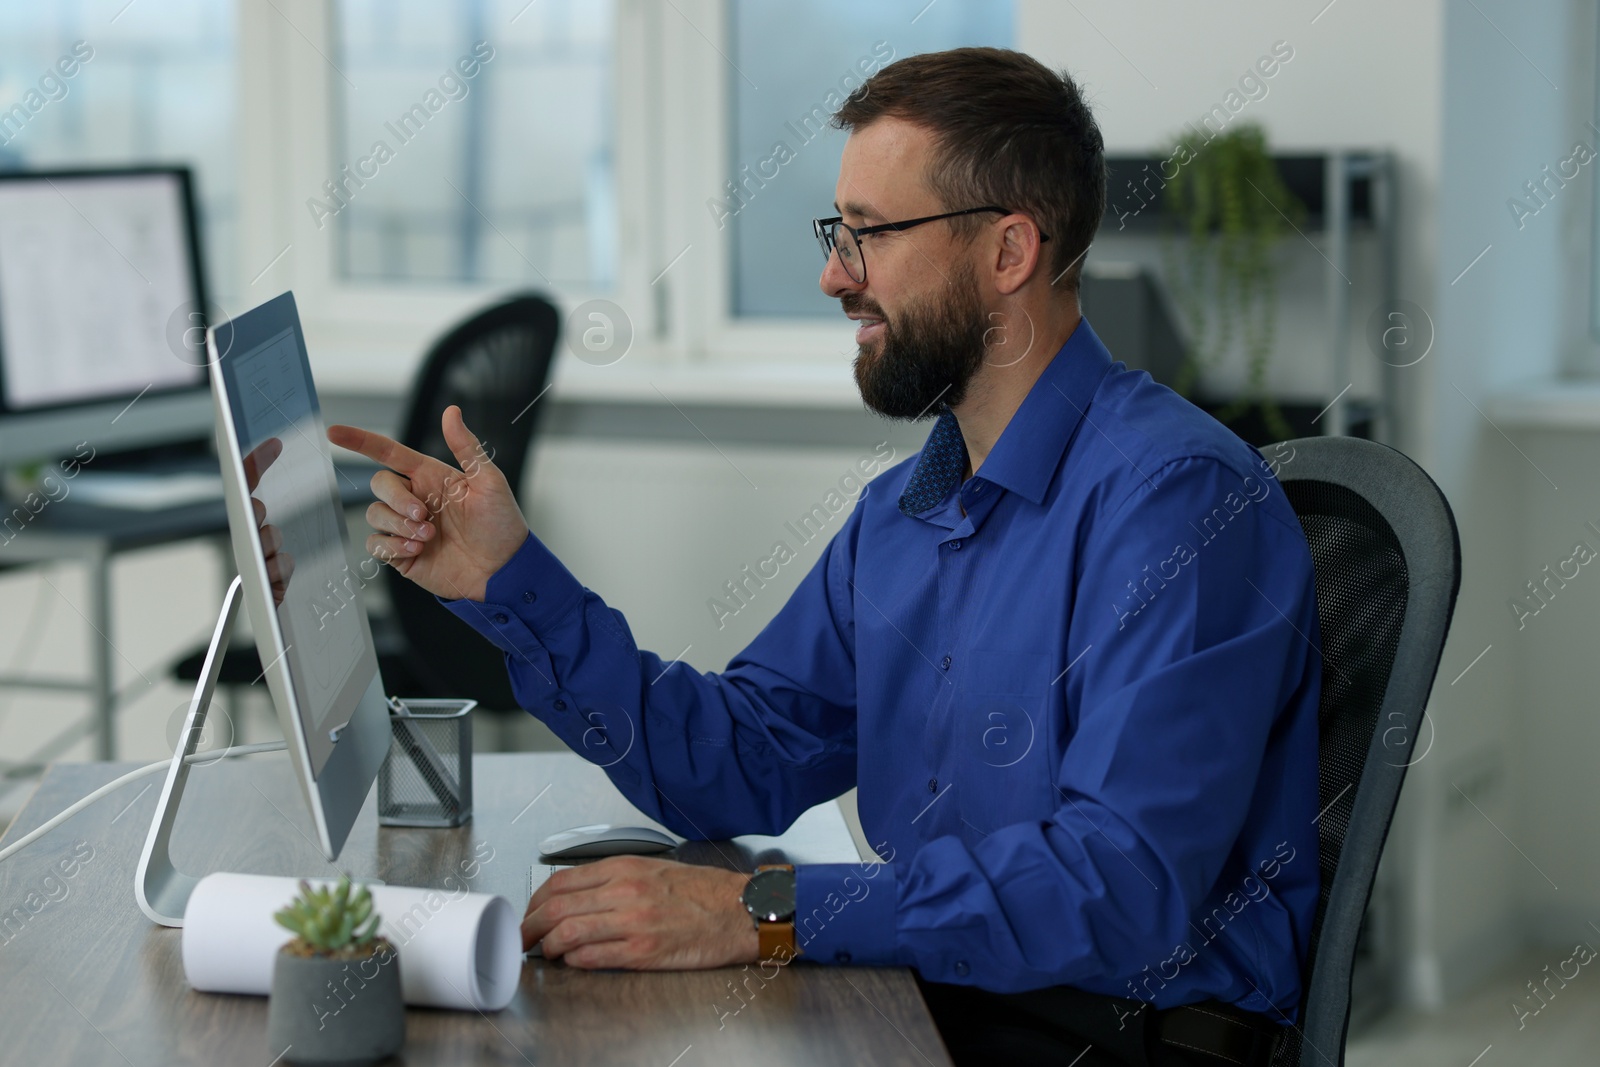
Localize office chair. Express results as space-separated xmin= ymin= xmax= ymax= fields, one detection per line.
xmin=173 ymin=294 xmax=561 ymax=730
xmin=1269 ymin=437 xmax=1460 ymax=1067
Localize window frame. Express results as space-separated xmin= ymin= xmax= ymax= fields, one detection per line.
xmin=236 ymin=0 xmax=857 ymax=403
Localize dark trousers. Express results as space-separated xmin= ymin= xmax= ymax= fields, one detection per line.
xmin=918 ymin=978 xmax=1229 ymax=1067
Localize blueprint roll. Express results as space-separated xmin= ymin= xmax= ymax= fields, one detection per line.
xmin=181 ymin=872 xmax=522 ymax=1011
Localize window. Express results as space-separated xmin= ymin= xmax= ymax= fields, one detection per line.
xmin=726 ymin=0 xmax=1014 ymax=318
xmin=0 ymin=2 xmax=237 ymax=303
xmin=333 ymin=0 xmax=615 ymax=290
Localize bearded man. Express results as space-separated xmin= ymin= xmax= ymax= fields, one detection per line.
xmin=331 ymin=46 xmax=1321 ymax=1067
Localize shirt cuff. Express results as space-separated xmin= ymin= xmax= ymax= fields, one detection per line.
xmin=438 ymin=532 xmax=585 ymax=641
xmin=795 ymin=862 xmax=900 ymax=966
xmin=435 ymin=533 xmax=584 ymax=708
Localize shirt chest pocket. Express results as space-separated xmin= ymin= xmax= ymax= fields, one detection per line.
xmin=941 ymin=649 xmax=1057 ymax=836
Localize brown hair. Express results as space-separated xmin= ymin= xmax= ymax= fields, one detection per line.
xmin=832 ymin=47 xmax=1106 ymax=293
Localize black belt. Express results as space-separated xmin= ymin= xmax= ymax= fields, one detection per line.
xmin=1154 ymin=1001 xmax=1283 ymax=1066
xmin=919 ymin=977 xmax=1286 ymax=1066
xmin=988 ymin=983 xmax=1285 ymax=1066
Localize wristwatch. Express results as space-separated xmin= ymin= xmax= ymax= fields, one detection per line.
xmin=741 ymin=864 xmax=799 ymax=963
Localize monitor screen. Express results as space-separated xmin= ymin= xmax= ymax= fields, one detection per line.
xmin=0 ymin=168 xmax=213 ymax=466
xmin=210 ymin=292 xmax=392 ymax=860
xmin=215 ymin=300 xmax=380 ymax=780
xmin=0 ymin=170 xmax=205 ymax=410
xmin=220 ymin=321 xmax=379 ymax=780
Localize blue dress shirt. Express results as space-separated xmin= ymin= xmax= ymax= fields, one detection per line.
xmin=444 ymin=318 xmax=1322 ymax=1019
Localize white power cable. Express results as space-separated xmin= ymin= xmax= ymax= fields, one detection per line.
xmin=0 ymin=740 xmax=287 ymax=863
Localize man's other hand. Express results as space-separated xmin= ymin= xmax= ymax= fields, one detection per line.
xmin=522 ymin=857 xmax=760 ymax=970
xmin=327 ymin=405 xmax=529 ymax=602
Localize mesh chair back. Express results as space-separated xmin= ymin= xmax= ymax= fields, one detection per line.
xmin=385 ymin=294 xmax=560 ymax=710
xmin=1269 ymin=437 xmax=1459 ymax=1066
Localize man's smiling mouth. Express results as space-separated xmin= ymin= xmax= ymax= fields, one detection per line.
xmin=847 ymin=313 xmax=886 ymax=344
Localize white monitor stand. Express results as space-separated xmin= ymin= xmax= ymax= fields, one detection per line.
xmin=133 ymin=577 xmax=467 ymax=926
xmin=135 ymin=576 xmax=250 ymax=926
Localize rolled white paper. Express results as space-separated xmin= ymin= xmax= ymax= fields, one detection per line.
xmin=182 ymin=872 xmax=522 ymax=1011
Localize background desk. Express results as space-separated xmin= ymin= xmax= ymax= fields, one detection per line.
xmin=0 ymin=461 xmax=379 ymax=761
xmin=0 ymin=751 xmax=950 ymax=1066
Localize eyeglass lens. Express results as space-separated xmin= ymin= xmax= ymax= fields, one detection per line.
xmin=829 ymin=222 xmax=864 ymax=283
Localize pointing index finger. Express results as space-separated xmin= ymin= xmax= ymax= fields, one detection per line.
xmin=327 ymin=423 xmax=431 ymax=476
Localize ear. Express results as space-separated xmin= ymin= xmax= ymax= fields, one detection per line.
xmin=992 ymin=214 xmax=1046 ymax=296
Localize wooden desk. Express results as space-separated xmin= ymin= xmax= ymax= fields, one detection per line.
xmin=0 ymin=752 xmax=950 ymax=1066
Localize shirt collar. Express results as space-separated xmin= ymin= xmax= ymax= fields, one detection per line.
xmin=897 ymin=316 xmax=1115 ymax=517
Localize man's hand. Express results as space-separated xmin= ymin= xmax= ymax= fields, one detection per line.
xmin=242 ymin=437 xmax=292 ymax=606
xmin=327 ymin=405 xmax=529 ymax=602
xmin=522 ymin=857 xmax=759 ymax=970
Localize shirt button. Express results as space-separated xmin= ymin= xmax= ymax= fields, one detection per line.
xmin=553 ymin=699 xmax=568 ymax=711
xmin=492 ymin=612 xmax=509 ymax=624
xmin=522 ymin=590 xmax=536 ymax=603
xmin=954 ymin=960 xmax=970 ymax=977
xmin=940 ymin=655 xmax=951 ymax=671
xmin=949 ymin=540 xmax=962 ymax=551
xmin=835 ymin=950 xmax=852 ymax=964
xmin=928 ymin=778 xmax=938 ymax=793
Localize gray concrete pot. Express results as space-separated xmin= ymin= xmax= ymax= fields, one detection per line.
xmin=266 ymin=939 xmax=405 ymax=1065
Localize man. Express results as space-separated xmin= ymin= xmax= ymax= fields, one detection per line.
xmin=329 ymin=47 xmax=1320 ymax=1067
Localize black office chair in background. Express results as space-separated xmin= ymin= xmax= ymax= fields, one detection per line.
xmin=1270 ymin=437 xmax=1461 ymax=1066
xmin=173 ymin=294 xmax=561 ymax=737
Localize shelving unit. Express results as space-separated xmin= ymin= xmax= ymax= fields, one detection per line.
xmin=1101 ymin=151 xmax=1400 ymax=444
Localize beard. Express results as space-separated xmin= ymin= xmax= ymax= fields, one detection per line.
xmin=848 ymin=261 xmax=989 ymax=421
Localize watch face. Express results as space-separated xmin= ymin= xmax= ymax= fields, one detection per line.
xmin=743 ymin=867 xmax=796 ymax=923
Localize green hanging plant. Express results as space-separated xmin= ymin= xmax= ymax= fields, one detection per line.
xmin=1160 ymin=123 xmax=1305 ymax=442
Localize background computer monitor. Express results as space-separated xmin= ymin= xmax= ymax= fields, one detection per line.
xmin=209 ymin=291 xmax=391 ymax=860
xmin=0 ymin=167 xmax=214 ymax=468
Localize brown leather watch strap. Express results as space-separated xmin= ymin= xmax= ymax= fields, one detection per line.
xmin=754 ymin=864 xmax=799 ymax=963
xmin=758 ymin=919 xmax=797 ymax=963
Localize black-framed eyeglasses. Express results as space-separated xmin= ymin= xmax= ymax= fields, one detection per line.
xmin=812 ymin=206 xmax=1051 ymax=284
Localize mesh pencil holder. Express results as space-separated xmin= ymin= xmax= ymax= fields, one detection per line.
xmin=377 ymin=698 xmax=476 ymax=828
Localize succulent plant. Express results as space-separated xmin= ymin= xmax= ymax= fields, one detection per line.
xmin=273 ymin=875 xmax=382 ymax=956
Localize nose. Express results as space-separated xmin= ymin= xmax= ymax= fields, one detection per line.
xmin=820 ymin=247 xmax=865 ymax=299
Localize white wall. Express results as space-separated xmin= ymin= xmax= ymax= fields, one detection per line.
xmin=1504 ymin=428 xmax=1600 ymax=949
xmin=1402 ymin=0 xmax=1579 ymax=1006
xmin=1525 ymin=4 xmax=1600 ymax=941
xmin=1559 ymin=0 xmax=1600 ymax=379
xmin=523 ymin=435 xmax=907 ymax=673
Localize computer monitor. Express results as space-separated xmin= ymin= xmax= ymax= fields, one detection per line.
xmin=209 ymin=290 xmax=391 ymax=859
xmin=0 ymin=167 xmax=214 ymax=466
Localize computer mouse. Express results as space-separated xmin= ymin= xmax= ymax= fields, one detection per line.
xmin=538 ymin=823 xmax=678 ymax=860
